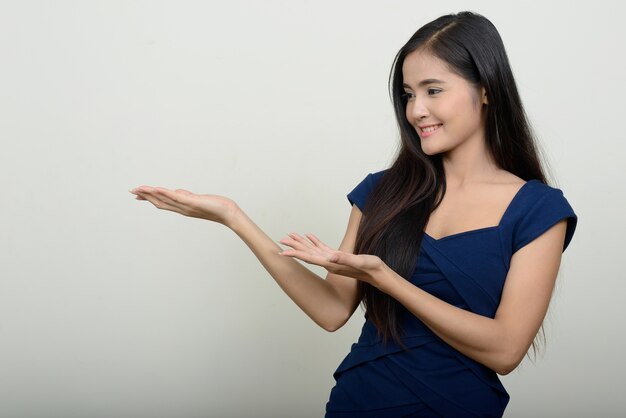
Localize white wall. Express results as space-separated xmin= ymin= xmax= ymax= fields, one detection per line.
xmin=1 ymin=1 xmax=623 ymax=417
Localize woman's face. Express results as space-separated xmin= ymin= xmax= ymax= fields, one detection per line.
xmin=401 ymin=49 xmax=488 ymax=157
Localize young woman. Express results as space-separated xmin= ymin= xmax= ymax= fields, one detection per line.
xmin=131 ymin=11 xmax=577 ymax=418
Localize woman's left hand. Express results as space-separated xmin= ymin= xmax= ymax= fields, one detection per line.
xmin=278 ymin=233 xmax=389 ymax=288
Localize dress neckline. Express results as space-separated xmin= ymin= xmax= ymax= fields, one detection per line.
xmin=423 ymin=179 xmax=539 ymax=242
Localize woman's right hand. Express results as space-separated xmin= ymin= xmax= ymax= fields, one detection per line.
xmin=130 ymin=186 xmax=241 ymax=227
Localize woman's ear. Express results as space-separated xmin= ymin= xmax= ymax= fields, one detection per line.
xmin=481 ymin=87 xmax=488 ymax=105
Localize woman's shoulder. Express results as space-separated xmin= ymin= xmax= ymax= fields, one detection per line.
xmin=489 ymin=171 xmax=565 ymax=202
xmin=347 ymin=169 xmax=388 ymax=210
xmin=365 ymin=169 xmax=388 ymax=183
xmin=495 ymin=173 xmax=577 ymax=254
xmin=351 ymin=169 xmax=389 ymax=192
xmin=490 ymin=170 xmax=526 ymax=192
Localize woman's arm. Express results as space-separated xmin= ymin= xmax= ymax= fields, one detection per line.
xmin=380 ymin=220 xmax=567 ymax=374
xmin=280 ymin=220 xmax=568 ymax=375
xmin=130 ymin=186 xmax=362 ymax=332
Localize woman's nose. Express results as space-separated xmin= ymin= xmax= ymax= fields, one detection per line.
xmin=408 ymin=99 xmax=429 ymax=122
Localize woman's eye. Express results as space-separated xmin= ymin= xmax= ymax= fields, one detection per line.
xmin=427 ymin=88 xmax=442 ymax=95
xmin=401 ymin=92 xmax=415 ymax=101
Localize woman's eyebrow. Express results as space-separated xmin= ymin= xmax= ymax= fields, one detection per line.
xmin=403 ymin=79 xmax=447 ymax=89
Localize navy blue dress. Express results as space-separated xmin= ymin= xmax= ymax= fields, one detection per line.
xmin=325 ymin=171 xmax=578 ymax=418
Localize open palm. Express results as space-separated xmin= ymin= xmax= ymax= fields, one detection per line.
xmin=279 ymin=232 xmax=386 ymax=286
xmin=130 ymin=186 xmax=239 ymax=226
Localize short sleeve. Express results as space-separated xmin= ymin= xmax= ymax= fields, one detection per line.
xmin=512 ymin=187 xmax=578 ymax=254
xmin=347 ymin=170 xmax=386 ymax=211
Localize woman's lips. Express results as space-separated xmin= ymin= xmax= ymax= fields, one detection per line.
xmin=419 ymin=124 xmax=442 ymax=138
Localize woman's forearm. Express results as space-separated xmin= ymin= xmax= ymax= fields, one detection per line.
xmin=228 ymin=207 xmax=353 ymax=332
xmin=378 ymin=269 xmax=515 ymax=373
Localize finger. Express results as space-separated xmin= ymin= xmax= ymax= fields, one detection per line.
xmin=175 ymin=189 xmax=194 ymax=196
xmin=138 ymin=193 xmax=183 ymax=213
xmin=132 ymin=187 xmax=184 ymax=208
xmin=153 ymin=187 xmax=176 ymax=199
xmin=152 ymin=189 xmax=188 ymax=209
xmin=278 ymin=236 xmax=297 ymax=247
xmin=134 ymin=186 xmax=174 ymax=198
xmin=305 ymin=233 xmax=335 ymax=252
xmin=154 ymin=187 xmax=189 ymax=204
xmin=279 ymin=249 xmax=334 ymax=267
xmin=287 ymin=232 xmax=317 ymax=250
xmin=279 ymin=236 xmax=314 ymax=252
xmin=132 ymin=185 xmax=156 ymax=194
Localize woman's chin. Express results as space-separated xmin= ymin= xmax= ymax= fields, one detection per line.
xmin=420 ymin=145 xmax=445 ymax=156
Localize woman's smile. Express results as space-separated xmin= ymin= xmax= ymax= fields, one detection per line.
xmin=418 ymin=123 xmax=443 ymax=138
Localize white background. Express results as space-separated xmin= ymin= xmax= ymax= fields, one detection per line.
xmin=1 ymin=1 xmax=624 ymax=417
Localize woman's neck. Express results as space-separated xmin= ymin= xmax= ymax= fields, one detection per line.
xmin=441 ymin=137 xmax=501 ymax=186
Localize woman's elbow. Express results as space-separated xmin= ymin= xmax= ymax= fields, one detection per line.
xmin=319 ymin=310 xmax=354 ymax=332
xmin=323 ymin=323 xmax=342 ymax=332
xmin=321 ymin=316 xmax=350 ymax=332
xmin=494 ymin=362 xmax=518 ymax=376
xmin=493 ymin=349 xmax=526 ymax=375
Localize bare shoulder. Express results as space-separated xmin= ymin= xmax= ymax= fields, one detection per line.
xmin=493 ymin=170 xmax=525 ymax=184
xmin=472 ymin=171 xmax=528 ymax=208
xmin=490 ymin=170 xmax=527 ymax=193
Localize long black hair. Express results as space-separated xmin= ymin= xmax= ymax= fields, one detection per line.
xmin=355 ymin=11 xmax=547 ymax=348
